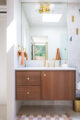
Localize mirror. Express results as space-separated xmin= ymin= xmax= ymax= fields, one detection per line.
xmin=21 ymin=3 xmax=68 ymax=61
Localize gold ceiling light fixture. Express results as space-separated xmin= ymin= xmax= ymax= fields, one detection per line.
xmin=39 ymin=4 xmax=50 ymax=13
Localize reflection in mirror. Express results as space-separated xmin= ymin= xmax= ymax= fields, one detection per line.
xmin=21 ymin=3 xmax=67 ymax=61
xmin=31 ymin=36 xmax=48 ymax=60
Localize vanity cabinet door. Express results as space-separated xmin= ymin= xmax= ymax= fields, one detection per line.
xmin=41 ymin=71 xmax=53 ymax=100
xmin=41 ymin=71 xmax=75 ymax=100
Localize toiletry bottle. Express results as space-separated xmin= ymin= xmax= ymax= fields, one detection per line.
xmin=52 ymin=58 xmax=56 ymax=68
xmin=53 ymin=62 xmax=55 ymax=68
xmin=59 ymin=60 xmax=61 ymax=67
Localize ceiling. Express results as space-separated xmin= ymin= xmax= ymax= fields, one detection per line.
xmin=22 ymin=3 xmax=67 ymax=27
xmin=21 ymin=0 xmax=80 ymax=3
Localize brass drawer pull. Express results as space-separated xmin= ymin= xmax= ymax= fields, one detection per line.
xmin=27 ymin=92 xmax=30 ymax=95
xmin=26 ymin=77 xmax=30 ymax=80
xmin=44 ymin=73 xmax=46 ymax=77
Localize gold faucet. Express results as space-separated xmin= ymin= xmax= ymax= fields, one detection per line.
xmin=52 ymin=58 xmax=56 ymax=68
xmin=44 ymin=60 xmax=46 ymax=67
xmin=48 ymin=62 xmax=49 ymax=67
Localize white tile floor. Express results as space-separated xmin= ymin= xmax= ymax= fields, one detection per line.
xmin=0 ymin=105 xmax=6 ymax=120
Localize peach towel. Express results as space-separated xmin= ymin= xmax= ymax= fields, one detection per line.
xmin=56 ymin=48 xmax=61 ymax=60
xmin=21 ymin=52 xmax=24 ymax=66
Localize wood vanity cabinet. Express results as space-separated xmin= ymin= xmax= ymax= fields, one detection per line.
xmin=41 ymin=71 xmax=75 ymax=100
xmin=16 ymin=70 xmax=75 ymax=100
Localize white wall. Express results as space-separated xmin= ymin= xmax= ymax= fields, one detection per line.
xmin=0 ymin=0 xmax=6 ymax=5
xmin=68 ymin=3 xmax=80 ymax=67
xmin=0 ymin=14 xmax=7 ymax=104
xmin=30 ymin=27 xmax=67 ymax=60
xmin=67 ymin=3 xmax=80 ymax=87
xmin=7 ymin=0 xmax=21 ymax=120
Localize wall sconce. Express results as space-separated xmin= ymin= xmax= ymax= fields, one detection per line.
xmin=76 ymin=28 xmax=79 ymax=35
xmin=72 ymin=16 xmax=74 ymax=22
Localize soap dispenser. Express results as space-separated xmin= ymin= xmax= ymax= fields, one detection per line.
xmin=59 ymin=60 xmax=61 ymax=67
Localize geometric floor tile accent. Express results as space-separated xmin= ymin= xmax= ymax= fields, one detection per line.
xmin=16 ymin=113 xmax=72 ymax=120
xmin=16 ymin=106 xmax=80 ymax=120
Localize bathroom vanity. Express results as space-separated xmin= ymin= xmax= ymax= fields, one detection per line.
xmin=16 ymin=67 xmax=76 ymax=100
xmin=15 ymin=2 xmax=75 ymax=101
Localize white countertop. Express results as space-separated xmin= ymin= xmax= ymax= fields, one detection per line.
xmin=15 ymin=67 xmax=76 ymax=71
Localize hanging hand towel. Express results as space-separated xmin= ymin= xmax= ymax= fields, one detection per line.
xmin=21 ymin=51 xmax=24 ymax=66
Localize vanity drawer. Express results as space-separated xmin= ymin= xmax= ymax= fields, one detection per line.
xmin=16 ymin=86 xmax=40 ymax=100
xmin=16 ymin=71 xmax=40 ymax=86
